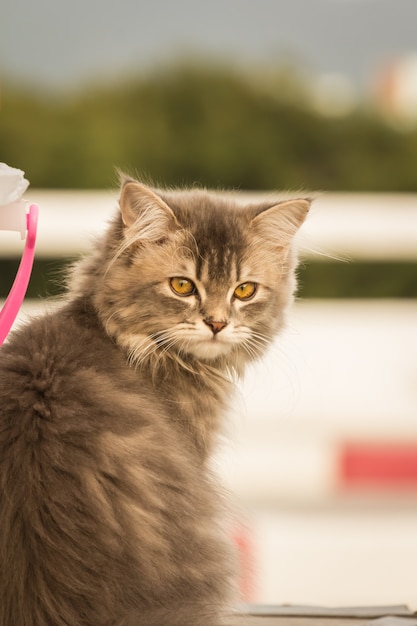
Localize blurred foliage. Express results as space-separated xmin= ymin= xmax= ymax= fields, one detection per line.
xmin=298 ymin=261 xmax=417 ymax=299
xmin=1 ymin=258 xmax=416 ymax=299
xmin=2 ymin=64 xmax=417 ymax=191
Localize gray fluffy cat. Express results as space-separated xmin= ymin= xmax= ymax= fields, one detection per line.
xmin=0 ymin=178 xmax=309 ymax=626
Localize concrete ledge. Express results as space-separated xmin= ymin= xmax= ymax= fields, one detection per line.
xmin=235 ymin=605 xmax=417 ymax=625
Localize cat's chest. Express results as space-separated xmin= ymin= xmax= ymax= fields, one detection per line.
xmin=155 ymin=374 xmax=229 ymax=458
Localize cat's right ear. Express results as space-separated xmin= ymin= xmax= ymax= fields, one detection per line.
xmin=119 ymin=181 xmax=179 ymax=241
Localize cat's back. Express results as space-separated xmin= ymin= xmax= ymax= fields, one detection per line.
xmin=0 ymin=297 xmax=140 ymax=521
xmin=0 ymin=298 xmax=139 ymax=426
xmin=2 ymin=297 xmax=115 ymax=382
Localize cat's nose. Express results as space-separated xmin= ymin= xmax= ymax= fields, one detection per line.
xmin=203 ymin=319 xmax=228 ymax=335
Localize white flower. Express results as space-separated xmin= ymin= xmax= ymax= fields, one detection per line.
xmin=0 ymin=163 xmax=30 ymax=206
xmin=0 ymin=163 xmax=30 ymax=238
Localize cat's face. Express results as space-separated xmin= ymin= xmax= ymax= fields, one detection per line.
xmin=96 ymin=181 xmax=309 ymax=372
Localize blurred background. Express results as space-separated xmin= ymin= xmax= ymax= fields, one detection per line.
xmin=1 ymin=0 xmax=417 ymax=610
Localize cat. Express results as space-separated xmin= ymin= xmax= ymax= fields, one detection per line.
xmin=0 ymin=177 xmax=310 ymax=626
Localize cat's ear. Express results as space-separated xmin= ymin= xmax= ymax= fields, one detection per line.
xmin=250 ymin=198 xmax=310 ymax=246
xmin=119 ymin=180 xmax=179 ymax=241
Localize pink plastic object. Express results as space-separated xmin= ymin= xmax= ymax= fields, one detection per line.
xmin=0 ymin=204 xmax=39 ymax=345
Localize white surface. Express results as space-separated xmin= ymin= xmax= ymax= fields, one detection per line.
xmin=1 ymin=190 xmax=417 ymax=259
xmin=252 ymin=507 xmax=417 ymax=608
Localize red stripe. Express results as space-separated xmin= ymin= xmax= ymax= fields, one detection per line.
xmin=339 ymin=442 xmax=417 ymax=489
xmin=233 ymin=526 xmax=255 ymax=602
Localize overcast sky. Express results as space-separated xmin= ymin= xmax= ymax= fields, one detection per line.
xmin=2 ymin=0 xmax=417 ymax=92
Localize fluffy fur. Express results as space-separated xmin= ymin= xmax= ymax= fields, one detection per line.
xmin=0 ymin=179 xmax=309 ymax=626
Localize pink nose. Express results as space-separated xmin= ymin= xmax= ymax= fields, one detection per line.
xmin=203 ymin=319 xmax=228 ymax=335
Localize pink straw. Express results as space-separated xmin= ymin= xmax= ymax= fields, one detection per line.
xmin=0 ymin=204 xmax=39 ymax=345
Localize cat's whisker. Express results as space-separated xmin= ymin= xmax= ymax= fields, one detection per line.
xmin=247 ymin=337 xmax=268 ymax=354
xmin=128 ymin=341 xmax=154 ymax=369
xmin=153 ymin=329 xmax=181 ymax=348
xmin=127 ymin=330 xmax=171 ymax=369
xmin=250 ymin=330 xmax=270 ymax=343
xmin=238 ymin=332 xmax=269 ymax=362
xmin=248 ymin=331 xmax=272 ymax=353
xmin=158 ymin=337 xmax=182 ymax=358
xmin=128 ymin=328 xmax=188 ymax=371
xmin=240 ymin=342 xmax=258 ymax=362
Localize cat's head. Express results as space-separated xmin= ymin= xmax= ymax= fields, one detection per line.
xmin=91 ymin=179 xmax=310 ymax=374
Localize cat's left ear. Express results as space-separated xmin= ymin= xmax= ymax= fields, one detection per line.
xmin=251 ymin=198 xmax=311 ymax=246
xmin=119 ymin=180 xmax=179 ymax=241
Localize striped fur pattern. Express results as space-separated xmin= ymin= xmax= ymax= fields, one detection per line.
xmin=0 ymin=178 xmax=309 ymax=626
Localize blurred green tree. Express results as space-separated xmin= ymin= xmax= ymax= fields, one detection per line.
xmin=2 ymin=63 xmax=417 ymax=191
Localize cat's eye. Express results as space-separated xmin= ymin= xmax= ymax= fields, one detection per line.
xmin=170 ymin=277 xmax=196 ymax=297
xmin=233 ymin=282 xmax=257 ymax=300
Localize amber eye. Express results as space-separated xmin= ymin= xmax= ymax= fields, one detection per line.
xmin=233 ymin=282 xmax=257 ymax=300
xmin=170 ymin=277 xmax=196 ymax=297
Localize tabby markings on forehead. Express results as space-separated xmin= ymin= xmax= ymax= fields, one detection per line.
xmin=196 ymin=246 xmax=240 ymax=283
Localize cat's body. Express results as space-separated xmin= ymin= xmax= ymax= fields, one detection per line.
xmin=0 ymin=180 xmax=309 ymax=626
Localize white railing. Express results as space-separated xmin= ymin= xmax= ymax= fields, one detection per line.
xmin=1 ymin=190 xmax=417 ymax=260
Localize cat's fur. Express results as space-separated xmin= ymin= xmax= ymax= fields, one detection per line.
xmin=0 ymin=179 xmax=309 ymax=626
